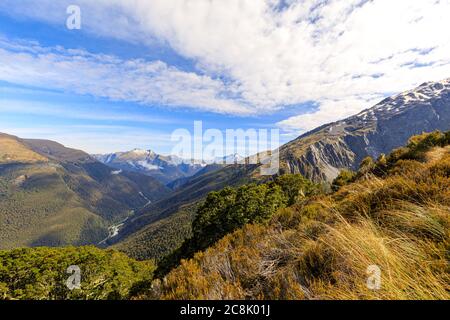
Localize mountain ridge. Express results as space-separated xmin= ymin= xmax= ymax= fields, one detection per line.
xmin=277 ymin=78 xmax=450 ymax=181
xmin=93 ymin=149 xmax=207 ymax=185
xmin=0 ymin=134 xmax=171 ymax=249
xmin=112 ymin=78 xmax=450 ymax=260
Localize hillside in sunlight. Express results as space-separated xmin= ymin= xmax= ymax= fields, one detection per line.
xmin=0 ymin=130 xmax=448 ymax=300
xmin=0 ymin=133 xmax=171 ymax=249
xmin=138 ymin=130 xmax=450 ymax=300
xmin=111 ymin=79 xmax=450 ymax=262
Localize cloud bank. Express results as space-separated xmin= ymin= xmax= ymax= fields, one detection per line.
xmin=0 ymin=38 xmax=250 ymax=114
xmin=1 ymin=0 xmax=450 ymax=133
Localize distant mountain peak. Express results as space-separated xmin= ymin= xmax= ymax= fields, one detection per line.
xmin=279 ymin=77 xmax=450 ymax=182
xmin=130 ymin=148 xmax=149 ymax=154
xmin=212 ymin=153 xmax=245 ymax=164
xmin=128 ymin=148 xmax=157 ymax=157
xmin=0 ymin=133 xmax=171 ymax=249
xmin=340 ymin=78 xmax=450 ymax=128
xmin=93 ymin=149 xmax=209 ymax=184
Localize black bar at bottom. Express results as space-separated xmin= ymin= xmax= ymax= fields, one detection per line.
xmin=0 ymin=300 xmax=446 ymax=319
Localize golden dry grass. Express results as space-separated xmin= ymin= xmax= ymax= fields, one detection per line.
xmin=0 ymin=137 xmax=48 ymax=164
xmin=141 ymin=146 xmax=450 ymax=300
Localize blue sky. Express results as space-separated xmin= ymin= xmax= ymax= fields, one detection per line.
xmin=0 ymin=6 xmax=305 ymax=154
xmin=1 ymin=0 xmax=449 ymax=154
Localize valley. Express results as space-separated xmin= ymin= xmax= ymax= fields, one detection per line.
xmin=107 ymin=79 xmax=450 ymax=261
xmin=0 ymin=134 xmax=171 ymax=249
xmin=0 ymin=79 xmax=449 ymax=301
xmin=98 ymin=213 xmax=132 ymax=245
xmin=93 ymin=149 xmax=209 ymax=185
xmin=2 ymin=80 xmax=449 ymax=257
xmin=2 ymin=0 xmax=450 ymax=304
xmin=1 ymin=129 xmax=449 ymax=300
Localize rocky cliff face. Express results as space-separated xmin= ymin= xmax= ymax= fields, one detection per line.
xmin=279 ymin=79 xmax=450 ymax=182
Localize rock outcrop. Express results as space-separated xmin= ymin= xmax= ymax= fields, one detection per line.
xmin=279 ymin=78 xmax=450 ymax=181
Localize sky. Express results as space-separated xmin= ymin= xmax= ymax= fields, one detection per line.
xmin=0 ymin=0 xmax=450 ymax=155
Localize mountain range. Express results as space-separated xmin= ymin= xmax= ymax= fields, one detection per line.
xmin=93 ymin=149 xmax=205 ymax=185
xmin=277 ymin=78 xmax=450 ymax=181
xmin=93 ymin=149 xmax=245 ymax=186
xmin=1 ymin=78 xmax=449 ymax=258
xmin=0 ymin=134 xmax=170 ymax=249
xmin=110 ymin=78 xmax=450 ymax=260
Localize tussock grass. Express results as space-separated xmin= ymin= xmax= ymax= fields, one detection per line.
xmin=140 ymin=132 xmax=450 ymax=300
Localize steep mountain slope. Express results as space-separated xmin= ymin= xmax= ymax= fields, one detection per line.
xmin=141 ymin=131 xmax=450 ymax=300
xmin=93 ymin=149 xmax=205 ymax=185
xmin=278 ymin=79 xmax=450 ymax=181
xmin=0 ymin=246 xmax=155 ymax=300
xmin=0 ymin=134 xmax=171 ymax=248
xmin=112 ymin=164 xmax=256 ymax=259
xmin=166 ymin=164 xmax=226 ymax=190
xmin=113 ymin=78 xmax=450 ymax=261
xmin=1 ymin=131 xmax=448 ymax=300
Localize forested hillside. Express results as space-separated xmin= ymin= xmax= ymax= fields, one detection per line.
xmin=1 ymin=131 xmax=449 ymax=300
xmin=0 ymin=134 xmax=171 ymax=248
xmin=112 ymin=164 xmax=258 ymax=259
xmin=155 ymin=174 xmax=318 ymax=276
xmin=111 ymin=80 xmax=450 ymax=262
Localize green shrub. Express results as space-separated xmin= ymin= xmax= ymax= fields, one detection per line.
xmin=156 ymin=175 xmax=318 ymax=277
xmin=332 ymin=169 xmax=356 ymax=191
xmin=144 ymin=131 xmax=450 ymax=301
xmin=274 ymin=174 xmax=317 ymax=205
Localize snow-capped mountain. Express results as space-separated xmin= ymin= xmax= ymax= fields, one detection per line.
xmin=96 ymin=78 xmax=450 ymax=185
xmin=212 ymin=153 xmax=245 ymax=165
xmin=106 ymin=78 xmax=450 ymax=258
xmin=353 ymin=79 xmax=450 ymax=123
xmin=93 ymin=149 xmax=205 ymax=185
xmin=278 ymin=78 xmax=450 ymax=181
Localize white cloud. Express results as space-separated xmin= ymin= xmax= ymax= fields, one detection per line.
xmin=0 ymin=0 xmax=154 ymax=45
xmin=278 ymin=95 xmax=384 ymax=132
xmin=1 ymin=0 xmax=450 ymax=132
xmin=0 ymin=38 xmax=250 ymax=115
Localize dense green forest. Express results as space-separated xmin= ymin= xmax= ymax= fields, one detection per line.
xmin=0 ymin=164 xmax=109 ymax=247
xmin=114 ymin=203 xmax=199 ymax=261
xmin=113 ymin=163 xmax=259 ymax=260
xmin=0 ymin=246 xmax=154 ymax=300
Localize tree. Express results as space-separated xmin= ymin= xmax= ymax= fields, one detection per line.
xmin=274 ymin=174 xmax=317 ymax=205
xmin=332 ymin=170 xmax=356 ymax=191
xmin=156 ymin=174 xmax=319 ymax=277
